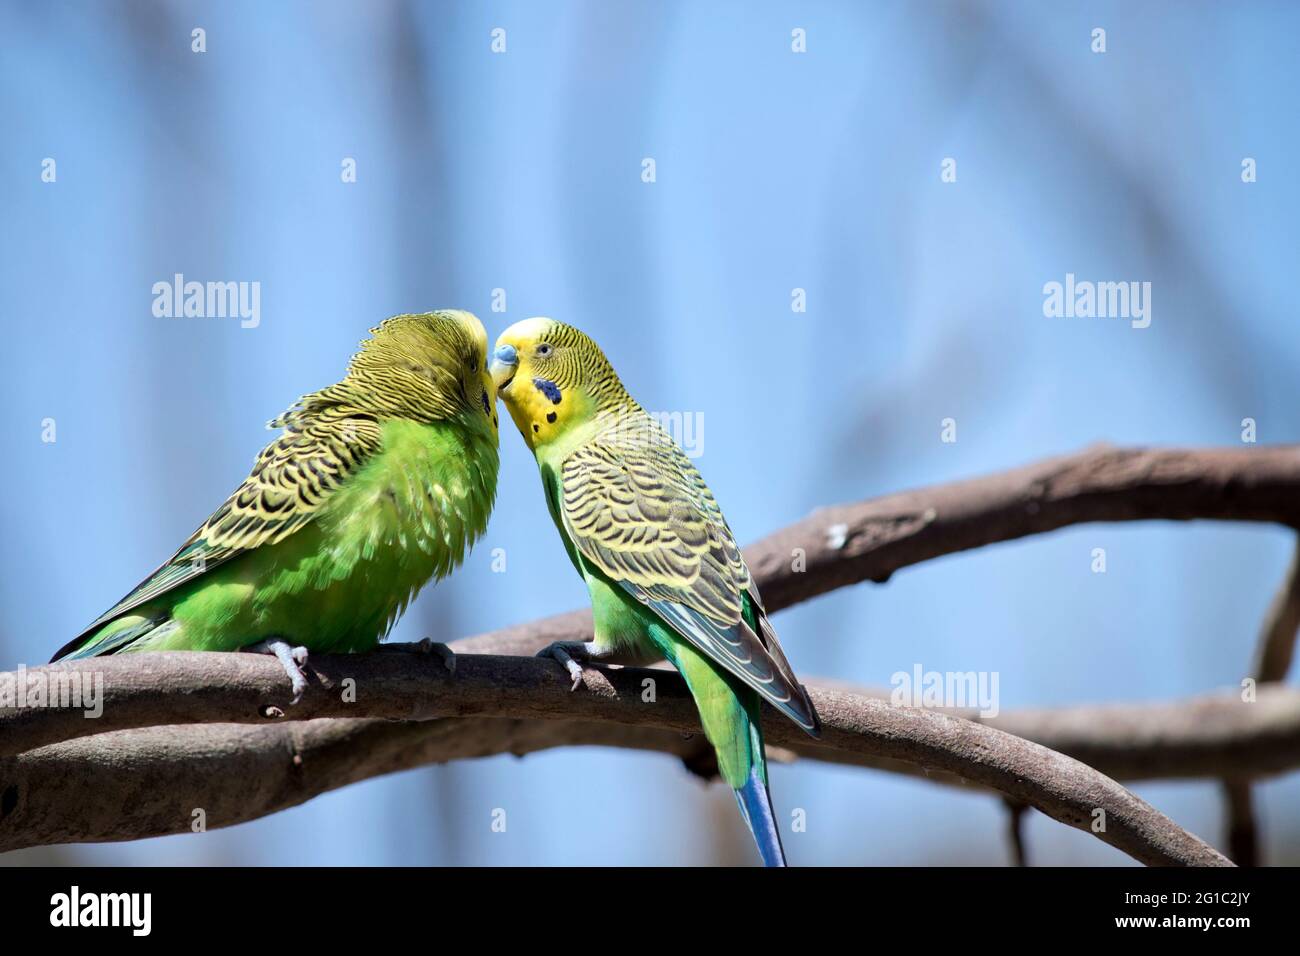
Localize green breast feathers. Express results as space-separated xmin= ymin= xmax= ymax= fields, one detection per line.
xmin=53 ymin=309 xmax=501 ymax=707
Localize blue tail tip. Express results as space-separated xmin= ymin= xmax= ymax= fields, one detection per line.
xmin=734 ymin=766 xmax=787 ymax=867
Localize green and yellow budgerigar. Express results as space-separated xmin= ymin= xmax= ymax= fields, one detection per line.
xmin=490 ymin=318 xmax=819 ymax=866
xmin=52 ymin=310 xmax=499 ymax=698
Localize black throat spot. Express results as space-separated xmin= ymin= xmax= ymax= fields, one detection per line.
xmin=533 ymin=378 xmax=563 ymax=404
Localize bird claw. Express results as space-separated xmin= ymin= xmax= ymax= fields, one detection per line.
xmin=564 ymin=659 xmax=585 ymax=692
xmin=246 ymin=638 xmax=310 ymax=705
xmin=418 ymin=637 xmax=457 ymax=674
xmin=537 ymin=641 xmax=588 ymax=691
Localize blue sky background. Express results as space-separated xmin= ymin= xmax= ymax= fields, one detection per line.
xmin=2 ymin=0 xmax=1298 ymax=864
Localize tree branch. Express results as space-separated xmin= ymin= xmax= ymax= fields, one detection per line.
xmin=7 ymin=649 xmax=1300 ymax=784
xmin=1221 ymin=780 xmax=1258 ymax=867
xmin=741 ymin=443 xmax=1300 ymax=613
xmin=1004 ymin=799 xmax=1029 ymax=866
xmin=9 ymin=682 xmax=1290 ymax=859
xmin=0 ymin=653 xmax=1234 ymax=865
xmin=1251 ymin=534 xmax=1300 ymax=683
xmin=1224 ymin=532 xmax=1300 ymax=864
xmin=456 ymin=444 xmax=1300 ymax=658
xmin=7 ymin=444 xmax=1298 ymax=862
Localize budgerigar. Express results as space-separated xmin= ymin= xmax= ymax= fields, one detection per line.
xmin=52 ymin=310 xmax=500 ymax=699
xmin=490 ymin=318 xmax=819 ymax=866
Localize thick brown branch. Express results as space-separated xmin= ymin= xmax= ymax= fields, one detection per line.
xmin=0 ymin=717 xmax=716 ymax=853
xmin=4 ymin=650 xmax=1281 ymax=864
xmin=7 ymin=651 xmax=1300 ymax=783
xmin=11 ymin=684 xmax=1290 ymax=860
xmin=7 ymin=444 xmax=1297 ymax=862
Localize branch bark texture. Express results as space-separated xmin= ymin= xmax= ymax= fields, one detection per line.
xmin=6 ymin=444 xmax=1298 ymax=863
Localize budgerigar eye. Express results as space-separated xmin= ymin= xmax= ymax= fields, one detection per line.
xmin=469 ymin=357 xmax=478 ymax=372
xmin=537 ymin=343 xmax=552 ymax=357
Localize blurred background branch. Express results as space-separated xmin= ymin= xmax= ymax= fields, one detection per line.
xmin=1224 ymin=534 xmax=1300 ymax=864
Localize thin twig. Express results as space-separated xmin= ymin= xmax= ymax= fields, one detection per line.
xmin=1004 ymin=799 xmax=1029 ymax=867
xmin=1224 ymin=534 xmax=1300 ymax=865
xmin=1251 ymin=534 xmax=1300 ymax=683
xmin=1221 ymin=780 xmax=1258 ymax=867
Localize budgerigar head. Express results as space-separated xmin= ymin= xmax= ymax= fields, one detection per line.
xmin=345 ymin=310 xmax=497 ymax=433
xmin=490 ymin=318 xmax=627 ymax=450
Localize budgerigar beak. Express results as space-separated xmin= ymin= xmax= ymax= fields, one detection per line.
xmin=490 ymin=343 xmax=519 ymax=391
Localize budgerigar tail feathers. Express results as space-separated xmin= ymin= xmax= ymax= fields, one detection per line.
xmin=671 ymin=638 xmax=787 ymax=866
xmin=734 ymin=764 xmax=787 ymax=867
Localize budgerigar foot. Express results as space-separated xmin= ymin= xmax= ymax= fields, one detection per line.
xmin=536 ymin=641 xmax=595 ymax=691
xmin=246 ymin=638 xmax=310 ymax=704
xmin=418 ymin=637 xmax=457 ymax=674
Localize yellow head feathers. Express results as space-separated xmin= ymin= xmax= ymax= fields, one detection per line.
xmin=490 ymin=318 xmax=629 ymax=450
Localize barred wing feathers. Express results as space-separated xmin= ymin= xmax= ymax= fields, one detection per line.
xmin=52 ymin=411 xmax=382 ymax=659
xmin=559 ymin=416 xmax=818 ymax=734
